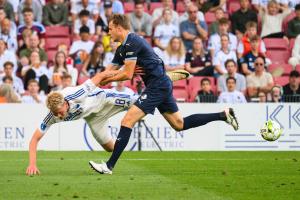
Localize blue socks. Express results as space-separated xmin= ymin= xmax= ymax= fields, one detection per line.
xmin=183 ymin=112 xmax=226 ymax=130
xmin=106 ymin=126 xmax=132 ymax=170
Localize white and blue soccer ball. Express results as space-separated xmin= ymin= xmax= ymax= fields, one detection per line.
xmin=260 ymin=120 xmax=283 ymax=141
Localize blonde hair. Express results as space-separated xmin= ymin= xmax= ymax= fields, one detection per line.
xmin=46 ymin=91 xmax=65 ymax=112
xmin=165 ymin=37 xmax=186 ymax=60
xmin=0 ymin=84 xmax=21 ymax=103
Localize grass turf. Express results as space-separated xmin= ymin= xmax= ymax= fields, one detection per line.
xmin=0 ymin=151 xmax=299 ymax=200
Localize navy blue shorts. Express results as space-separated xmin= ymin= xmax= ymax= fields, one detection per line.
xmin=134 ymin=78 xmax=178 ymax=115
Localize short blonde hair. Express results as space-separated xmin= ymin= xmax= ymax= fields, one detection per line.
xmin=46 ymin=91 xmax=64 ymax=112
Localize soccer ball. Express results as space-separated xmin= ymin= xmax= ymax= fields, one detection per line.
xmin=260 ymin=120 xmax=283 ymax=141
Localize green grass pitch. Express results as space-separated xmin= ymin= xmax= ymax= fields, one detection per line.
xmin=0 ymin=151 xmax=299 ymax=200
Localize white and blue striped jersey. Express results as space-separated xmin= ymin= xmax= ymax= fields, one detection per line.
xmin=39 ymin=79 xmax=135 ymax=134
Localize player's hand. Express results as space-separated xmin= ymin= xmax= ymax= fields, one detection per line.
xmin=26 ymin=165 xmax=40 ymax=176
xmin=134 ymin=66 xmax=145 ymax=76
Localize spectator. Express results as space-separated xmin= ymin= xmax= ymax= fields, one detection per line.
xmin=17 ymin=28 xmax=32 ymax=55
xmin=19 ymin=34 xmax=48 ymax=67
xmin=153 ymin=8 xmax=179 ymax=58
xmin=81 ymin=41 xmax=105 ymax=77
xmin=179 ymin=0 xmax=206 ymax=26
xmin=0 ymin=7 xmax=17 ymax=36
xmin=289 ymin=35 xmax=300 ymax=68
xmin=185 ymin=37 xmax=214 ymax=76
xmin=282 ymin=70 xmax=300 ymax=102
xmin=99 ymin=0 xmax=113 ymax=33
xmin=252 ymin=0 xmax=288 ymax=11
xmin=287 ymin=4 xmax=300 ymax=38
xmin=49 ymin=51 xmax=78 ymax=89
xmin=258 ymin=91 xmax=267 ymax=102
xmin=269 ymin=85 xmax=282 ymax=102
xmin=42 ymin=0 xmax=68 ymax=26
xmin=0 ymin=0 xmax=14 ymax=21
xmin=240 ymin=35 xmax=265 ymax=75
xmin=231 ymin=0 xmax=258 ymax=37
xmin=286 ymin=0 xmax=300 ymax=10
xmin=213 ymin=34 xmax=237 ymax=74
xmin=17 ymin=7 xmax=46 ymax=49
xmin=22 ymin=79 xmax=46 ymax=103
xmin=237 ymin=21 xmax=267 ymax=58
xmin=71 ymin=0 xmax=99 ymax=22
xmin=18 ymin=0 xmax=43 ymax=24
xmin=152 ymin=0 xmax=179 ymax=27
xmin=74 ymin=10 xmax=95 ymax=37
xmin=111 ymin=0 xmax=124 ymax=14
xmin=103 ymin=39 xmax=118 ymax=66
xmin=61 ymin=74 xmax=73 ymax=89
xmin=217 ymin=59 xmax=246 ymax=94
xmin=208 ymin=7 xmax=224 ymax=35
xmin=0 ymin=61 xmax=24 ymax=96
xmin=0 ymin=39 xmax=17 ymax=75
xmin=180 ymin=4 xmax=208 ymax=50
xmin=69 ymin=25 xmax=95 ymax=64
xmin=218 ymin=77 xmax=247 ymax=103
xmin=0 ymin=83 xmax=20 ymax=103
xmin=58 ymin=43 xmax=75 ymax=69
xmin=208 ymin=17 xmax=237 ymax=58
xmin=195 ymin=0 xmax=227 ymax=13
xmin=8 ymin=0 xmax=19 ymax=21
xmin=2 ymin=75 xmax=13 ymax=84
xmin=128 ymin=0 xmax=152 ymax=38
xmin=259 ymin=0 xmax=291 ymax=38
xmin=163 ymin=37 xmax=186 ymax=71
xmin=195 ymin=78 xmax=217 ymax=102
xmin=0 ymin=18 xmax=17 ymax=52
xmin=21 ymin=50 xmax=49 ymax=93
xmin=111 ymin=81 xmax=135 ymax=95
xmin=246 ymin=56 xmax=274 ymax=98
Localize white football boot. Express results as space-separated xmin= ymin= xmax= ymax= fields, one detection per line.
xmin=224 ymin=108 xmax=239 ymax=131
xmin=89 ymin=161 xmax=112 ymax=175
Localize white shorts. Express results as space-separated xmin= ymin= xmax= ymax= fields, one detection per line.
xmin=84 ymin=90 xmax=138 ymax=145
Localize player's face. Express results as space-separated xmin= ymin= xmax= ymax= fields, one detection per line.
xmin=53 ymin=101 xmax=69 ymax=119
xmin=108 ymin=22 xmax=120 ymax=42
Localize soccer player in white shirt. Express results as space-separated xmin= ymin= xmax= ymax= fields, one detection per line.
xmin=218 ymin=77 xmax=247 ymax=103
xmin=26 ymin=70 xmax=137 ymax=175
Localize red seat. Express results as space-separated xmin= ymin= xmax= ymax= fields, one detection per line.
xmin=267 ymin=50 xmax=290 ymax=64
xmin=123 ymin=2 xmax=135 ymax=13
xmin=228 ymin=1 xmax=240 ymax=15
xmin=45 ymin=37 xmax=71 ymax=50
xmin=187 ymin=76 xmax=215 ymax=102
xmin=45 ymin=26 xmax=70 ymax=37
xmin=46 ymin=50 xmax=57 ymax=63
xmin=274 ymin=76 xmax=289 ymax=86
xmin=149 ymin=2 xmax=162 ymax=14
xmin=173 ymin=88 xmax=189 ymax=102
xmin=263 ymin=38 xmax=289 ymax=51
xmin=296 ymin=65 xmax=300 ymax=73
xmin=173 ymin=79 xmax=187 ymax=89
xmin=204 ymin=12 xmax=229 ymax=26
xmin=268 ymin=63 xmax=293 ymax=76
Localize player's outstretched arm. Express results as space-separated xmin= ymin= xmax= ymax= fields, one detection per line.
xmin=101 ymin=60 xmax=136 ymax=85
xmin=26 ymin=129 xmax=44 ymax=176
xmin=90 ymin=70 xmax=120 ymax=86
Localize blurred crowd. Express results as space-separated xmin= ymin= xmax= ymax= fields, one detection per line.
xmin=0 ymin=0 xmax=299 ymax=104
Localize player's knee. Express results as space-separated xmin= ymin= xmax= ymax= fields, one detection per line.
xmin=121 ymin=117 xmax=135 ymax=128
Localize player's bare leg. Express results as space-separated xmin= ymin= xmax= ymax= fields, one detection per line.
xmin=101 ymin=140 xmax=115 ymax=152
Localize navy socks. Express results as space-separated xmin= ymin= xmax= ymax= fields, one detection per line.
xmin=183 ymin=112 xmax=226 ymax=130
xmin=106 ymin=126 xmax=132 ymax=170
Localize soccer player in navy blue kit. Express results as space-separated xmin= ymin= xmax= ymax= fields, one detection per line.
xmin=89 ymin=14 xmax=239 ymax=174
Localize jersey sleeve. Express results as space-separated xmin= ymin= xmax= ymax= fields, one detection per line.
xmin=63 ymin=79 xmax=97 ymax=102
xmin=124 ymin=39 xmax=141 ymax=61
xmin=111 ymin=48 xmax=123 ymax=66
xmin=38 ymin=112 xmax=55 ymax=134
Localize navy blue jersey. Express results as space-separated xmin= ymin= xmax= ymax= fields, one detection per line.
xmin=111 ymin=33 xmax=167 ymax=87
